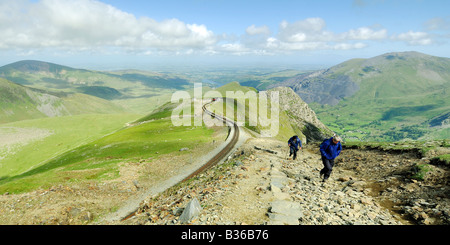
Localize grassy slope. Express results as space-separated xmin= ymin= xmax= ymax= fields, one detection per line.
xmin=208 ymin=82 xmax=303 ymax=142
xmin=0 ymin=77 xmax=129 ymax=124
xmin=0 ymin=61 xmax=189 ymax=92
xmin=0 ymin=61 xmax=190 ymax=115
xmin=137 ymin=81 xmax=302 ymax=142
xmin=62 ymin=93 xmax=127 ymax=115
xmin=0 ymin=114 xmax=140 ymax=178
xmin=0 ymin=111 xmax=215 ymax=194
xmin=310 ymin=52 xmax=450 ymax=141
xmin=0 ymin=78 xmax=47 ymax=123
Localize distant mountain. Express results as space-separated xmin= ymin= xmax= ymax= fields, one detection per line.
xmin=0 ymin=77 xmax=126 ymax=124
xmin=0 ymin=60 xmax=77 ymax=74
xmin=0 ymin=60 xmax=190 ymax=100
xmin=270 ymin=52 xmax=450 ymax=141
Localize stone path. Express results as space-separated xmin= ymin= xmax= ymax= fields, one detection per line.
xmin=266 ymin=147 xmax=404 ymax=225
xmin=123 ymin=136 xmax=407 ymax=225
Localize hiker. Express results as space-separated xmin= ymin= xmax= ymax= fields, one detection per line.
xmin=319 ymin=135 xmax=342 ymax=182
xmin=288 ymin=135 xmax=302 ymax=160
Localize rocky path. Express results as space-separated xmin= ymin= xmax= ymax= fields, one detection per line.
xmin=122 ymin=136 xmax=408 ymax=225
xmin=266 ymin=149 xmax=403 ymax=225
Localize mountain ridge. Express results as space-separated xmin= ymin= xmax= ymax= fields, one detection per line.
xmin=269 ymin=51 xmax=450 ymax=141
xmin=0 ymin=60 xmax=79 ymax=74
xmin=0 ymin=60 xmax=190 ymax=100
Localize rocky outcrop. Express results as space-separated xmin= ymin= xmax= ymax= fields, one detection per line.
xmin=269 ymin=70 xmax=359 ymax=106
xmin=266 ymin=87 xmax=334 ymax=142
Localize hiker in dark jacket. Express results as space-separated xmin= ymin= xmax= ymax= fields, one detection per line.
xmin=319 ymin=135 xmax=342 ymax=182
xmin=288 ymin=135 xmax=302 ymax=160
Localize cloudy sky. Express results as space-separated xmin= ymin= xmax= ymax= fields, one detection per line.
xmin=1 ymin=0 xmax=449 ymax=69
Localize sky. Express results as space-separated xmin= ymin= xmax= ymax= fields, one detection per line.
xmin=1 ymin=0 xmax=450 ymax=70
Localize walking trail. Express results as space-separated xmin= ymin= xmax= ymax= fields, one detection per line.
xmin=120 ymin=136 xmax=408 ymax=225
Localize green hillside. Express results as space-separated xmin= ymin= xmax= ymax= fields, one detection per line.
xmin=136 ymin=81 xmax=304 ymax=142
xmin=0 ymin=78 xmax=48 ymax=122
xmin=277 ymin=52 xmax=450 ymax=141
xmin=0 ymin=60 xmax=191 ymax=114
xmin=207 ymin=82 xmax=304 ymax=142
xmin=0 ymin=60 xmax=190 ymax=93
xmin=0 ymin=77 xmax=127 ymax=124
xmin=0 ymin=103 xmax=217 ymax=193
xmin=0 ymin=81 xmax=317 ymax=195
xmin=0 ymin=114 xmax=139 ymax=179
xmin=213 ymin=81 xmax=258 ymax=95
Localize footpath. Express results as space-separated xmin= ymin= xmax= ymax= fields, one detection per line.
xmin=121 ymin=136 xmax=406 ymax=225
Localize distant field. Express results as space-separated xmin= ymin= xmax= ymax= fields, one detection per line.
xmin=111 ymin=92 xmax=174 ymax=115
xmin=0 ymin=114 xmax=140 ymax=180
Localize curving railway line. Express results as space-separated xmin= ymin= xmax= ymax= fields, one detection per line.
xmin=119 ymin=98 xmax=239 ymax=221
xmin=181 ymin=99 xmax=240 ymax=182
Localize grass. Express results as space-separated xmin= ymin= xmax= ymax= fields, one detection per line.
xmin=344 ymin=140 xmax=449 ymax=165
xmin=0 ymin=82 xmax=302 ymax=194
xmin=0 ymin=114 xmax=140 ymax=177
xmin=309 ymin=53 xmax=450 ymax=142
xmin=111 ymin=92 xmax=174 ymax=114
xmin=432 ymin=154 xmax=450 ymax=166
xmin=134 ymin=101 xmax=178 ymax=123
xmin=344 ymin=139 xmax=450 ymax=181
xmin=411 ymin=163 xmax=432 ymax=181
xmin=0 ymin=117 xmax=215 ymax=194
xmin=207 ymin=92 xmax=302 ymax=142
xmin=312 ymin=90 xmax=450 ymax=141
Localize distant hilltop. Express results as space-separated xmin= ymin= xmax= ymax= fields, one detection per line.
xmin=269 ymin=51 xmax=450 ymax=141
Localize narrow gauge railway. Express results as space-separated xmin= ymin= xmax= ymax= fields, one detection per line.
xmin=121 ymin=99 xmax=240 ymax=221
xmin=181 ymin=99 xmax=240 ymax=182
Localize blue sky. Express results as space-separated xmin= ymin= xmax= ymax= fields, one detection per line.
xmin=1 ymin=0 xmax=449 ymax=70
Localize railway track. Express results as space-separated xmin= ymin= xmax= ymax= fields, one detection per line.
xmin=120 ymin=99 xmax=239 ymax=221
xmin=181 ymin=99 xmax=240 ymax=182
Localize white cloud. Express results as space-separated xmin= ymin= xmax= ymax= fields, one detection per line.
xmin=259 ymin=18 xmax=383 ymax=52
xmin=393 ymin=31 xmax=433 ymax=45
xmin=424 ymin=17 xmax=450 ymax=31
xmin=0 ymin=1 xmax=439 ymax=58
xmin=246 ymin=25 xmax=271 ymax=36
xmin=278 ymin=18 xmax=333 ymax=43
xmin=342 ymin=27 xmax=387 ymax=40
xmin=0 ymin=0 xmax=217 ymax=52
xmin=332 ymin=42 xmax=368 ymax=50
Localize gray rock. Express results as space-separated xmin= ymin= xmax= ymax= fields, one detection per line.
xmin=235 ymin=160 xmax=244 ymax=166
xmin=270 ymin=200 xmax=303 ymax=218
xmin=268 ymin=213 xmax=299 ymax=225
xmin=271 ymin=176 xmax=289 ymax=189
xmin=179 ymin=198 xmax=202 ymax=224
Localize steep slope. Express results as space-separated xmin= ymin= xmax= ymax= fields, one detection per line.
xmin=0 ymin=78 xmax=126 ymax=124
xmin=206 ymin=82 xmax=306 ymax=142
xmin=271 ymin=52 xmax=450 ymax=141
xmin=267 ymin=87 xmax=334 ymax=142
xmin=0 ymin=78 xmax=68 ymax=123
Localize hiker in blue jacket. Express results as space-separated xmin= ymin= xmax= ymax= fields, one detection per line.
xmin=319 ymin=135 xmax=342 ymax=182
xmin=288 ymin=135 xmax=302 ymax=160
